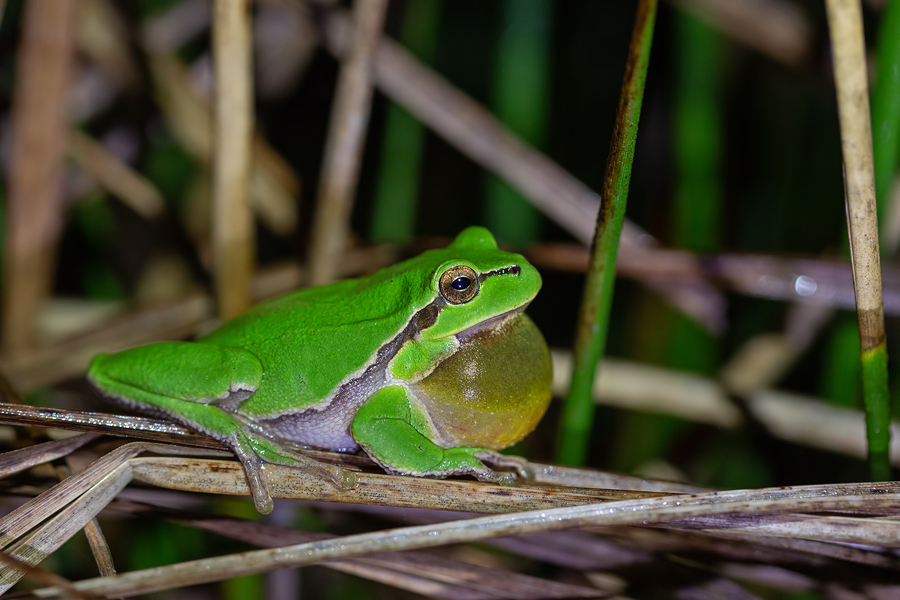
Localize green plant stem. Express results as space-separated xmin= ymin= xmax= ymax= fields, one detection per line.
xmin=370 ymin=0 xmax=442 ymax=243
xmin=873 ymin=0 xmax=900 ymax=232
xmin=863 ymin=341 xmax=891 ymax=481
xmin=485 ymin=0 xmax=551 ymax=247
xmin=556 ymin=0 xmax=657 ymax=466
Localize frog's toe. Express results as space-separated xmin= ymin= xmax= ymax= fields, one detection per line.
xmin=475 ymin=450 xmax=534 ymax=480
xmin=230 ymin=434 xmax=275 ymax=514
xmin=244 ymin=435 xmax=359 ymax=491
xmin=475 ymin=470 xmax=516 ymax=486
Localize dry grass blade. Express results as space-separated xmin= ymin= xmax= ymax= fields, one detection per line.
xmin=307 ymin=0 xmax=388 ymax=286
xmin=0 ymin=550 xmax=92 ymax=600
xmin=2 ymin=0 xmax=78 ymax=352
xmin=318 ymin=7 xmax=726 ymax=332
xmin=0 ymin=434 xmax=99 ymax=479
xmin=0 ymin=442 xmax=224 ymax=548
xmin=114 ymin=502 xmax=600 ymax=600
xmin=0 ymin=445 xmax=140 ymax=548
xmin=0 ymin=463 xmax=131 ymax=593
xmin=24 ymin=483 xmax=900 ymax=598
xmin=212 ymin=0 xmax=254 ymax=320
xmin=683 ymin=513 xmax=900 ymax=547
xmin=66 ymin=129 xmax=165 ymax=220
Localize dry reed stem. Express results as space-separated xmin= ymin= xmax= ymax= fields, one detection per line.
xmin=66 ymin=129 xmax=165 ymax=220
xmin=2 ymin=0 xmax=79 ymax=353
xmin=307 ymin=0 xmax=388 ymax=286
xmin=212 ymin=0 xmax=255 ymax=320
xmin=670 ymin=0 xmax=810 ymax=66
xmin=826 ymin=0 xmax=886 ymax=351
xmin=319 ymin=8 xmax=725 ymax=331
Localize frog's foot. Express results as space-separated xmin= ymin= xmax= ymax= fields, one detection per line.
xmin=353 ymin=386 xmax=528 ymax=485
xmin=233 ymin=432 xmax=358 ymax=513
xmin=229 ymin=433 xmax=277 ymax=514
xmin=473 ymin=450 xmax=534 ymax=480
xmin=244 ymin=433 xmax=358 ymax=490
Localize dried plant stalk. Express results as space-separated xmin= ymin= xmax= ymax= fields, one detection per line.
xmin=212 ymin=0 xmax=255 ymax=320
xmin=826 ymin=0 xmax=892 ymax=480
xmin=67 ymin=129 xmax=165 ymax=220
xmin=2 ymin=0 xmax=79 ymax=352
xmin=308 ymin=0 xmax=388 ymax=285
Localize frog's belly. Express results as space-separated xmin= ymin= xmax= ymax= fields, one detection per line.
xmin=252 ymin=372 xmax=384 ymax=452
xmin=410 ymin=313 xmax=552 ymax=450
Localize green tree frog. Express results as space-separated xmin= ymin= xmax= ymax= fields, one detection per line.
xmin=88 ymin=227 xmax=552 ymax=513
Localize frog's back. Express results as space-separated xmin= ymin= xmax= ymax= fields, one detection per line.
xmin=201 ymin=265 xmax=428 ymax=416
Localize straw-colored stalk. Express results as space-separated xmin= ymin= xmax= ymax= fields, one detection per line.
xmin=308 ymin=0 xmax=388 ymax=286
xmin=212 ymin=0 xmax=255 ymax=320
xmin=825 ymin=0 xmax=892 ymax=480
xmin=2 ymin=0 xmax=78 ymax=352
xmin=67 ymin=129 xmax=165 ymax=220
xmin=557 ymin=0 xmax=658 ymax=465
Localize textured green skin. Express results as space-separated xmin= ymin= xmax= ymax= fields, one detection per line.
xmin=87 ymin=228 xmax=549 ymax=511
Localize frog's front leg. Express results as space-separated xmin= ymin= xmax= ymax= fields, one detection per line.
xmin=352 ymin=385 xmax=529 ymax=483
xmin=88 ymin=342 xmax=354 ymax=514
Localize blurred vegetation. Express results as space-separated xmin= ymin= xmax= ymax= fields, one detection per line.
xmin=0 ymin=0 xmax=899 ymax=597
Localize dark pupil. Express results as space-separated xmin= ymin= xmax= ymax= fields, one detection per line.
xmin=451 ymin=277 xmax=471 ymax=291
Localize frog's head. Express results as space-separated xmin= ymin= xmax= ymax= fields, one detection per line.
xmin=419 ymin=226 xmax=542 ymax=340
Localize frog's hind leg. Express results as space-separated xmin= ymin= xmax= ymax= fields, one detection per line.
xmin=87 ymin=342 xmax=353 ymax=513
xmin=352 ymin=385 xmax=522 ymax=484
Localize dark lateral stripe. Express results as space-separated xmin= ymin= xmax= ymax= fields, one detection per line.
xmin=481 ymin=265 xmax=521 ymax=281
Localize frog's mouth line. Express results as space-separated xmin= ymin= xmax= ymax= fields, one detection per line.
xmin=457 ymin=302 xmax=530 ymax=340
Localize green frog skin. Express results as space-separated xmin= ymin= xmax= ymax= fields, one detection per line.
xmin=87 ymin=227 xmax=553 ymax=513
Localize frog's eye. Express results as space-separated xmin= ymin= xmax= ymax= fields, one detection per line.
xmin=439 ymin=265 xmax=480 ymax=304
